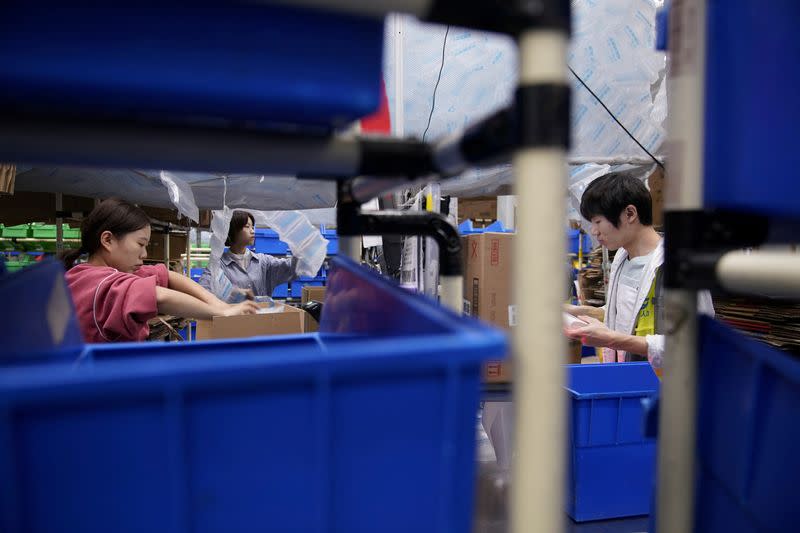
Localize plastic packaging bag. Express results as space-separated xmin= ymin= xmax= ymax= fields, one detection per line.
xmin=159 ymin=171 xmax=200 ymax=223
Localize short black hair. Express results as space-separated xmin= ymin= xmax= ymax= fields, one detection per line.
xmin=226 ymin=210 xmax=255 ymax=247
xmin=580 ymin=171 xmax=653 ymax=227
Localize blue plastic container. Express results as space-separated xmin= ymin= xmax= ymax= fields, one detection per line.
xmin=190 ymin=267 xmax=204 ymax=283
xmin=323 ymin=229 xmax=339 ymax=255
xmin=704 ymin=1 xmax=800 ymax=219
xmin=0 ymin=258 xmax=506 ymax=533
xmin=0 ymin=5 xmax=383 ymax=130
xmin=565 ymin=363 xmax=660 ymax=522
xmin=291 ymin=276 xmax=326 ymax=296
xmin=254 ymin=228 xmax=290 ymax=255
xmin=692 ymin=317 xmax=800 ymax=532
xmin=0 ymin=260 xmax=83 ymax=362
xmin=567 ymin=230 xmax=593 ymax=255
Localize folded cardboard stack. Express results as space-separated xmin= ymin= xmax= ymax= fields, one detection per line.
xmin=713 ymin=295 xmax=800 ymax=353
xmin=578 ymin=247 xmax=615 ymax=307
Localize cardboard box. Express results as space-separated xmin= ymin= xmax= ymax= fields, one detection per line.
xmin=463 ymin=232 xmax=514 ymax=329
xmin=195 ymin=303 xmax=304 ymax=340
xmin=463 ymin=232 xmax=514 ymax=383
xmin=458 ymin=197 xmax=497 ymax=225
xmin=462 ymin=232 xmax=582 ymax=383
xmin=301 ymin=286 xmax=326 ymax=333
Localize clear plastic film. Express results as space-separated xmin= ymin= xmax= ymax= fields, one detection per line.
xmin=159 ymin=171 xmax=200 ymax=223
xmin=385 ymin=2 xmax=666 ymax=199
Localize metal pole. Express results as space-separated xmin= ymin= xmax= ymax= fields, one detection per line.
xmin=339 ymin=236 xmax=361 ymax=262
xmin=185 ymin=227 xmax=192 ymax=277
xmin=511 ymin=28 xmax=569 ymax=533
xmin=164 ymin=232 xmax=170 ymax=265
xmin=657 ymin=1 xmax=708 ymax=532
xmin=716 ymin=251 xmax=800 ymax=297
xmin=55 ymin=192 xmax=63 ymax=254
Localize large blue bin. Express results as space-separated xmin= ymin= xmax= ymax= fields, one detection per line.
xmin=704 ymin=1 xmax=800 ymax=218
xmin=0 ymin=260 xmax=83 ymax=362
xmin=0 ymin=5 xmax=383 ymax=130
xmin=0 ymin=258 xmax=506 ymax=533
xmin=565 ymin=362 xmax=660 ymax=522
xmin=692 ymin=317 xmax=800 ymax=532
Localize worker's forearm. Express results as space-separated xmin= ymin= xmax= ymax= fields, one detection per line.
xmin=608 ymin=332 xmax=649 ymax=357
xmin=156 ymin=286 xmax=222 ymax=320
xmin=567 ymin=304 xmax=605 ymax=321
xmin=168 ymin=270 xmax=224 ymax=306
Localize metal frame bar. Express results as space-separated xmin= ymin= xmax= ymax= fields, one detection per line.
xmin=657 ymin=1 xmax=708 ymax=531
xmin=511 ymin=26 xmax=570 ymax=533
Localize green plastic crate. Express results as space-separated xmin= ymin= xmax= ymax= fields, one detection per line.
xmin=1 ymin=224 xmax=31 ymax=238
xmin=30 ymin=224 xmax=80 ymax=239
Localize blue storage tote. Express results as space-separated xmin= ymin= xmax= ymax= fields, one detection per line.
xmin=691 ymin=317 xmax=800 ymax=532
xmin=190 ymin=267 xmax=204 ymax=283
xmin=0 ymin=257 xmax=506 ymax=533
xmin=0 ymin=260 xmax=84 ymax=362
xmin=254 ymin=228 xmax=290 ymax=255
xmin=704 ymin=1 xmax=800 ymax=218
xmin=565 ymin=362 xmax=660 ymax=522
xmin=567 ymin=229 xmax=593 ymax=255
xmin=323 ymin=229 xmax=339 ymax=255
xmin=291 ymin=276 xmax=326 ymax=296
xmin=0 ymin=6 xmax=383 ymax=130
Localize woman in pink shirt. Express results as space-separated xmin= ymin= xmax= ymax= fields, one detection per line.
xmin=61 ymin=198 xmax=258 ymax=343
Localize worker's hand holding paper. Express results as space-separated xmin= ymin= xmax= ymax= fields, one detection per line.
xmin=563 ymin=314 xmax=616 ymax=348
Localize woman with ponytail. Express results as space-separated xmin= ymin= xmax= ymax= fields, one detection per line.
xmin=61 ymin=198 xmax=258 ymax=343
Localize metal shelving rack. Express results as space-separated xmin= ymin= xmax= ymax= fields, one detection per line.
xmin=0 ymin=2 xmax=574 ymax=531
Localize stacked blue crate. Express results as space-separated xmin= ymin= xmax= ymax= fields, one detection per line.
xmin=0 ymin=257 xmax=507 ymax=533
xmin=565 ymin=363 xmax=660 ymax=521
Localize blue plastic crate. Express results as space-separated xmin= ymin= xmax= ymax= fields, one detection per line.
xmin=291 ymin=276 xmax=326 ymax=296
xmin=190 ymin=267 xmax=204 ymax=283
xmin=565 ymin=362 xmax=660 ymax=522
xmin=271 ymin=282 xmax=289 ymax=298
xmin=323 ymin=229 xmax=339 ymax=255
xmin=567 ymin=229 xmax=593 ymax=255
xmin=0 ymin=6 xmax=383 ymax=130
xmin=1 ymin=260 xmax=84 ymax=362
xmin=704 ymin=1 xmax=800 ymax=219
xmin=691 ymin=317 xmax=800 ymax=532
xmin=254 ymin=228 xmax=290 ymax=255
xmin=0 ymin=258 xmax=506 ymax=533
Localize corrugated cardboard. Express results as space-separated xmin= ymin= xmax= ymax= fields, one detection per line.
xmin=463 ymin=232 xmax=514 ymax=383
xmin=301 ymin=286 xmax=326 ymax=333
xmin=463 ymin=232 xmax=514 ymax=329
xmin=463 ymin=232 xmax=582 ymax=382
xmin=458 ymin=197 xmax=497 ymax=225
xmin=0 ymin=164 xmax=16 ymax=195
xmin=195 ymin=304 xmax=304 ymax=340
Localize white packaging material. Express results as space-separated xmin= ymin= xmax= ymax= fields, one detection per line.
xmin=159 ymin=171 xmax=200 ymax=223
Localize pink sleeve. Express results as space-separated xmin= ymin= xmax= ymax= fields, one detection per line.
xmin=93 ymin=272 xmax=160 ymax=341
xmin=134 ymin=264 xmax=169 ymax=288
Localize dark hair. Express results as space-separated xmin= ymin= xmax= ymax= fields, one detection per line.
xmin=226 ymin=210 xmax=255 ymax=247
xmin=580 ymin=171 xmax=653 ymax=227
xmin=59 ymin=198 xmax=151 ymax=270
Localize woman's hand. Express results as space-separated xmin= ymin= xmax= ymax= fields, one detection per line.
xmin=564 ymin=315 xmax=617 ymax=348
xmin=219 ymin=301 xmax=260 ymax=317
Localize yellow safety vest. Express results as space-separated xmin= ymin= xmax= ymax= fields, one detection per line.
xmin=634 ymin=278 xmax=661 ymax=377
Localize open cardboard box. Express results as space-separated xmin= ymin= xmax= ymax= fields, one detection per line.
xmin=301 ymin=286 xmax=326 ymax=333
xmin=195 ymin=303 xmax=305 ymax=340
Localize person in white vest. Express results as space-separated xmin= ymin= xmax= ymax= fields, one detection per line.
xmin=564 ymin=171 xmax=714 ymax=370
